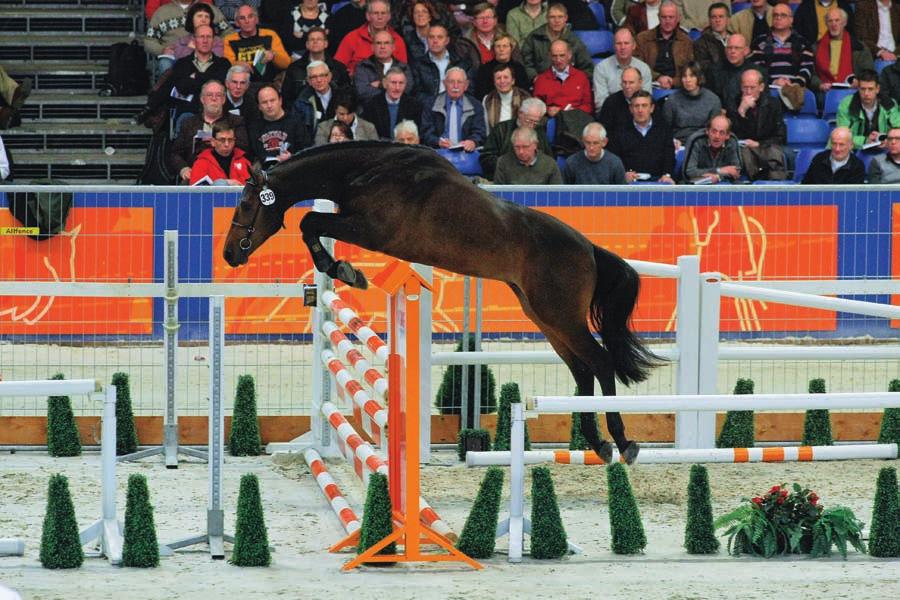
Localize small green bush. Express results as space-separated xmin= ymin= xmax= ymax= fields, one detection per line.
xmin=492 ymin=382 xmax=531 ymax=451
xmin=457 ymin=428 xmax=491 ymax=461
xmin=802 ymin=378 xmax=833 ymax=446
xmin=435 ymin=336 xmax=498 ymax=428
xmin=122 ymin=473 xmax=159 ymax=568
xmin=878 ymin=380 xmax=900 ymax=445
xmin=231 ymin=473 xmax=271 ymax=566
xmin=456 ymin=467 xmax=504 ymax=559
xmin=357 ymin=472 xmax=395 ymax=561
xmin=607 ymin=463 xmax=646 ymax=554
xmin=230 ymin=374 xmax=262 ymax=456
xmin=530 ymin=466 xmax=568 ymax=559
xmin=40 ymin=473 xmax=83 ymax=569
xmin=684 ymin=465 xmax=719 ymax=554
xmin=112 ymin=372 xmax=139 ymax=456
xmin=716 ymin=378 xmax=755 ymax=448
xmin=47 ymin=373 xmax=81 ymax=457
xmin=869 ymin=467 xmax=900 ymax=557
xmin=569 ymin=413 xmax=600 ymax=451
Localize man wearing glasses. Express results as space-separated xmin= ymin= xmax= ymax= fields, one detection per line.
xmin=189 ymin=121 xmax=253 ymax=185
xmin=479 ymin=97 xmax=553 ymax=179
xmin=748 ymin=3 xmax=814 ymax=111
xmin=868 ymin=127 xmax=900 ymax=182
xmin=335 ymin=0 xmax=408 ymax=76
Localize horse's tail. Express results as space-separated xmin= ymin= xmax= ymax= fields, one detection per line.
xmin=590 ymin=245 xmax=664 ymax=385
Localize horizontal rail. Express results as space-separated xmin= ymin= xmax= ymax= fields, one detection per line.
xmin=627 ymin=259 xmax=680 ymax=278
xmin=719 ymin=282 xmax=900 ymax=320
xmin=717 ymin=345 xmax=900 ymax=360
xmin=530 ymin=392 xmax=900 ymax=413
xmin=0 ymin=379 xmax=100 ymax=397
xmin=0 ymin=282 xmax=307 ymax=298
xmin=730 ymin=279 xmax=900 ymax=296
xmin=432 ymin=347 xmax=678 ymax=366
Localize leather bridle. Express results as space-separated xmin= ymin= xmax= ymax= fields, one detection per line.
xmin=231 ymin=171 xmax=270 ymax=252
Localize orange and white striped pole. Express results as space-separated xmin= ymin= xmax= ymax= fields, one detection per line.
xmin=304 ymin=448 xmax=360 ymax=534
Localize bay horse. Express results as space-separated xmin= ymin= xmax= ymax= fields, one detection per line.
xmin=222 ymin=141 xmax=662 ymax=464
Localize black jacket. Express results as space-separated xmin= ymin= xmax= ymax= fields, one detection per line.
xmin=281 ymin=56 xmax=351 ymax=108
xmin=801 ymin=150 xmax=866 ymax=184
xmin=361 ymin=92 xmax=423 ymax=139
xmin=147 ymin=54 xmax=231 ymax=114
xmin=727 ymin=92 xmax=786 ymax=146
xmin=607 ymin=120 xmax=676 ymax=179
xmin=169 ymin=112 xmax=249 ymax=176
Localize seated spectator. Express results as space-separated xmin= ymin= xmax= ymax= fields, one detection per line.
xmin=314 ymin=90 xmax=379 ymax=144
xmin=401 ymin=0 xmax=441 ymax=63
xmin=881 ymin=57 xmax=900 ymax=101
xmin=532 ymin=40 xmax=593 ymax=117
xmin=748 ymin=3 xmax=813 ymax=111
xmin=224 ymin=64 xmax=259 ymax=120
xmin=611 ymin=0 xmax=639 ymax=28
xmin=868 ymin=126 xmax=900 ymax=182
xmin=0 ymin=133 xmax=10 ymax=181
xmin=354 ymin=30 xmax=414 ymax=104
xmin=814 ymin=8 xmax=875 ymax=93
xmin=421 ymin=67 xmax=487 ymax=150
xmin=483 ymin=63 xmax=531 ymax=132
xmin=145 ymin=0 xmax=230 ymax=76
xmin=170 ymin=79 xmax=249 ymax=183
xmin=625 ymin=0 xmax=661 ymax=35
xmin=168 ymin=2 xmax=226 ymax=70
xmin=281 ymin=27 xmax=351 ymax=109
xmin=693 ymin=2 xmax=732 ymax=70
xmin=731 ymin=0 xmax=771 ymax=47
xmin=480 ymin=97 xmax=552 ymax=177
xmin=327 ymin=120 xmax=354 ymax=142
xmin=261 ymin=0 xmax=331 ymax=59
xmin=660 ymin=61 xmax=722 ymax=146
xmin=494 ymin=126 xmax=562 ymax=183
xmin=682 ymin=114 xmax=742 ymax=183
xmin=464 ymin=3 xmax=503 ymax=64
xmin=394 ymin=118 xmax=421 ymax=143
xmin=223 ymin=3 xmax=291 ymax=83
xmin=635 ymin=1 xmax=694 ymax=89
xmin=217 ymin=0 xmax=258 ymax=23
xmin=597 ymin=66 xmax=644 ymax=131
xmin=335 ymin=0 xmax=408 ymax=76
xmin=293 ymin=61 xmax=343 ymax=138
xmin=726 ymin=67 xmax=786 ymax=180
xmin=474 ymin=33 xmax=529 ymax=100
xmin=362 ymin=67 xmax=423 ymax=138
xmin=706 ymin=33 xmax=757 ymax=111
xmin=250 ymin=84 xmax=312 ymax=164
xmin=854 ymin=0 xmax=900 ymax=63
xmin=802 ymin=126 xmax=866 ymax=183
xmin=189 ymin=121 xmax=252 ymax=185
xmin=0 ymin=67 xmax=30 ymax=129
xmin=676 ymin=0 xmax=721 ymax=33
xmin=521 ymin=3 xmax=593 ymax=83
xmin=561 ymin=122 xmax=627 ymax=184
xmin=606 ymin=89 xmax=676 ymax=183
xmin=329 ymin=0 xmax=367 ymax=50
xmin=412 ymin=24 xmax=477 ymax=102
xmin=794 ymin=0 xmax=855 ymax=51
xmin=506 ymin=0 xmax=547 ymax=44
xmin=593 ymin=28 xmax=653 ymax=116
xmin=835 ymin=69 xmax=900 ymax=150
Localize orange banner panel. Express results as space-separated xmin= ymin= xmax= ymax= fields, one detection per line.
xmin=0 ymin=208 xmax=154 ymax=335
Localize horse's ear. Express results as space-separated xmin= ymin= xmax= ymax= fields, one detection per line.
xmin=249 ymin=163 xmax=266 ymax=188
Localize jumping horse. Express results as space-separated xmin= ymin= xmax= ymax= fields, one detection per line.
xmin=223 ymin=141 xmax=662 ymax=464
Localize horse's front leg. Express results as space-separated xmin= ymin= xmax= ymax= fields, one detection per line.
xmin=300 ymin=212 xmax=368 ymax=289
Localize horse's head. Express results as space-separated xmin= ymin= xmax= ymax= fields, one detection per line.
xmin=223 ymin=166 xmax=286 ymax=267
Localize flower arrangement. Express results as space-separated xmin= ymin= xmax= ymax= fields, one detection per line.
xmin=715 ymin=483 xmax=866 ymax=559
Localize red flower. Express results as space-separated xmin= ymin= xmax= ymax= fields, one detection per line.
xmin=780 ymin=489 xmax=789 ymax=497
xmin=752 ymin=497 xmax=763 ymax=505
xmin=776 ymin=496 xmax=786 ymax=505
xmin=770 ymin=485 xmax=781 ymax=494
xmin=808 ymin=493 xmax=818 ymax=505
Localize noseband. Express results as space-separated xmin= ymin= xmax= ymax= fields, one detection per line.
xmin=231 ymin=171 xmax=273 ymax=252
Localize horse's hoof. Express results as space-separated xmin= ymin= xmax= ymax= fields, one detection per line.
xmin=596 ymin=441 xmax=614 ymax=464
xmin=620 ymin=441 xmax=640 ymax=465
xmin=353 ymin=269 xmax=369 ymax=290
xmin=329 ymin=261 xmax=366 ymax=289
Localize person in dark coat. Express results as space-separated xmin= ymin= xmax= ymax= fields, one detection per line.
xmin=361 ymin=66 xmax=423 ymax=139
xmin=606 ymin=89 xmax=675 ymax=183
xmin=726 ymin=67 xmax=787 ymax=180
xmin=801 ymin=126 xmax=867 ymax=184
xmin=793 ymin=0 xmax=855 ymax=52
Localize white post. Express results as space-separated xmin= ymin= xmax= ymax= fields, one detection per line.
xmin=414 ymin=263 xmax=433 ymax=462
xmin=312 ymin=200 xmax=340 ymax=457
xmin=507 ymin=402 xmax=526 ymax=562
xmin=697 ymin=274 xmax=722 ymax=448
xmin=674 ymin=255 xmax=701 ymax=448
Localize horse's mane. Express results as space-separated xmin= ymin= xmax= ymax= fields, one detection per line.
xmin=272 ymin=140 xmax=436 ymax=172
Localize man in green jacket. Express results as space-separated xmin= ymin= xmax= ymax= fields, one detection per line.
xmin=520 ymin=3 xmax=594 ymax=83
xmin=835 ymin=69 xmax=900 ymax=150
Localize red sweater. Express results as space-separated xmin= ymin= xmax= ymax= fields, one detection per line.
xmin=190 ymin=147 xmax=252 ymax=185
xmin=532 ymin=67 xmax=593 ymax=115
xmin=334 ymin=24 xmax=407 ymax=75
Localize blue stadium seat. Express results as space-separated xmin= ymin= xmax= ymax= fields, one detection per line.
xmin=332 ymin=1 xmax=350 ymax=12
xmin=770 ymin=87 xmax=818 ymax=118
xmin=588 ymin=1 xmax=608 ymax=30
xmin=875 ymin=59 xmax=895 ymax=74
xmin=575 ymin=29 xmax=614 ymax=57
xmin=652 ymin=87 xmax=676 ymax=101
xmin=436 ymin=148 xmax=482 ymax=176
xmin=792 ymin=147 xmax=822 ymax=182
xmin=688 ymin=29 xmax=702 ymax=41
xmin=856 ymin=149 xmax=882 ymax=174
xmin=545 ymin=116 xmax=556 ymax=144
xmin=823 ymin=88 xmax=855 ymax=121
xmin=786 ymin=118 xmax=831 ymax=148
xmin=673 ymin=147 xmax=685 ymax=180
xmin=752 ymin=180 xmax=797 ymax=185
xmin=557 ymin=155 xmax=568 ymax=172
xmin=731 ymin=2 xmax=751 ymax=13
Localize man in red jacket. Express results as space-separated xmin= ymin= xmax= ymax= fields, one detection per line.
xmin=532 ymin=39 xmax=593 ymax=117
xmin=334 ymin=0 xmax=407 ymax=76
xmin=190 ymin=121 xmax=252 ymax=185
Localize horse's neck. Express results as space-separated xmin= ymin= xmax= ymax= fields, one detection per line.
xmin=274 ymin=154 xmax=340 ymax=207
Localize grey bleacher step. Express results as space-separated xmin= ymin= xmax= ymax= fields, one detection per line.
xmin=4 ymin=121 xmax=151 ymax=151
xmin=5 ymin=62 xmax=107 ymax=91
xmin=0 ymin=6 xmax=140 ymax=34
xmin=0 ymin=0 xmax=136 ymax=6
xmin=20 ymin=91 xmax=146 ymax=121
xmin=12 ymin=148 xmax=145 ymax=181
xmin=0 ymin=32 xmax=139 ymax=61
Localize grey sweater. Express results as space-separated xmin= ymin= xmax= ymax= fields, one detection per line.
xmin=660 ymin=88 xmax=722 ymax=143
xmin=683 ymin=135 xmax=742 ymax=182
xmin=562 ymin=150 xmax=627 ymax=185
xmin=868 ymin=155 xmax=900 ymax=183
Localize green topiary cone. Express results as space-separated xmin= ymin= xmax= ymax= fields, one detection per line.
xmin=492 ymin=382 xmax=530 ymax=451
xmin=802 ymin=378 xmax=833 ymax=446
xmin=122 ymin=473 xmax=159 ymax=568
xmin=569 ymin=413 xmax=600 ymax=451
xmin=530 ymin=466 xmax=568 ymax=559
xmin=684 ymin=465 xmax=719 ymax=554
xmin=878 ymin=380 xmax=900 ymax=445
xmin=456 ymin=467 xmax=504 ymax=559
xmin=357 ymin=471 xmax=396 ymax=561
xmin=47 ymin=373 xmax=81 ymax=457
xmin=869 ymin=467 xmax=900 ymax=557
xmin=229 ymin=374 xmax=262 ymax=456
xmin=607 ymin=462 xmax=646 ymax=554
xmin=40 ymin=473 xmax=83 ymax=569
xmin=111 ymin=372 xmax=139 ymax=456
xmin=457 ymin=428 xmax=491 ymax=461
xmin=231 ymin=473 xmax=271 ymax=566
xmin=434 ymin=336 xmax=498 ymax=428
xmin=716 ymin=379 xmax=755 ymax=448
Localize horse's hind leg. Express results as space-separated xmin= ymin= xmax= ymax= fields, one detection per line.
xmin=299 ymin=211 xmax=368 ymax=289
